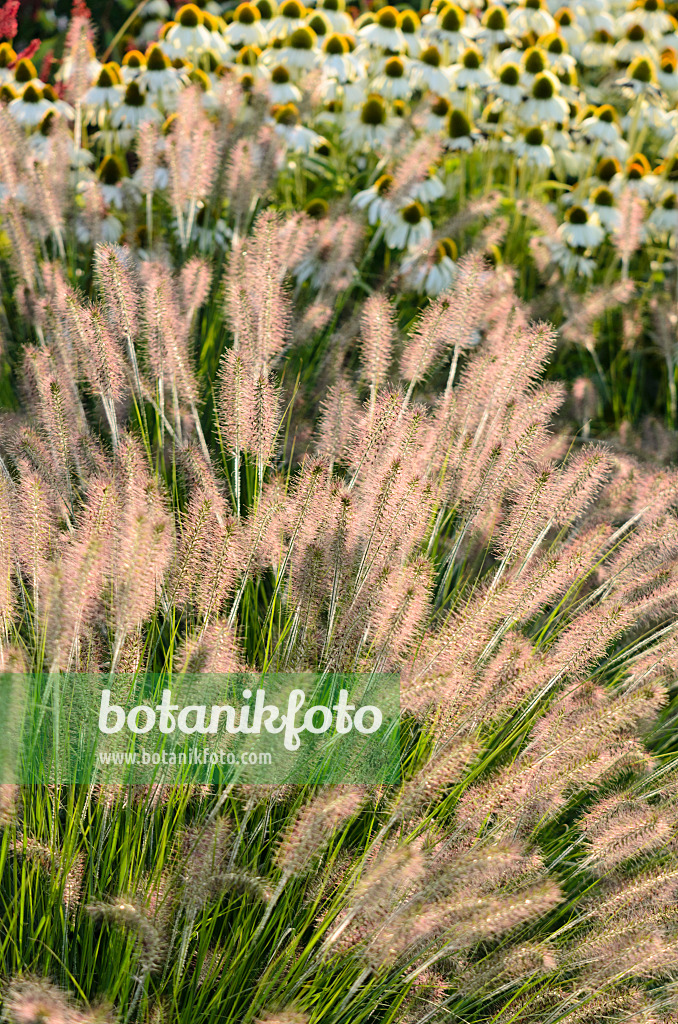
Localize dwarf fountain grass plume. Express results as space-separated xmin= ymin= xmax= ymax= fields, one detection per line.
xmin=224 ymin=211 xmax=296 ymax=375
xmin=93 ymin=244 xmax=145 ymax=409
xmin=169 ymin=479 xmax=240 ymax=626
xmin=61 ymin=0 xmax=94 ymax=105
xmin=275 ymin=786 xmax=365 ymax=878
xmin=142 ymin=258 xmax=211 ymax=458
xmin=226 ymin=137 xmax=272 ymax=242
xmin=109 ymin=435 xmax=174 ymax=669
xmin=47 ymin=475 xmax=116 ymax=669
xmin=255 ymin=1013 xmax=309 ymax=1024
xmin=0 ymin=107 xmax=24 ymax=198
xmin=24 ymin=143 xmax=69 ymax=261
xmin=360 ymin=293 xmax=395 ymax=420
xmin=2 ymin=198 xmax=38 ymax=309
xmin=614 ymin=187 xmax=645 ymax=281
xmin=216 ymin=348 xmax=251 ymax=519
xmin=559 ymin=279 xmax=636 ymax=349
xmin=399 ymin=254 xmax=487 ymax=407
xmin=12 ymin=460 xmax=58 ymax=613
xmin=0 ymin=473 xmax=13 ymax=639
xmin=87 ymin=898 xmax=162 ymax=1018
xmin=178 ymin=816 xmax=234 ymax=917
xmin=63 ymin=295 xmax=127 ymax=447
xmin=395 ymin=740 xmax=478 ymax=822
xmin=177 ymin=616 xmax=246 ymax=673
xmin=136 ymin=121 xmax=159 ymax=246
xmin=21 ymin=347 xmax=81 ymax=503
xmin=315 ymin=378 xmax=361 ymax=472
xmin=2 ymin=975 xmax=91 ymax=1024
xmin=167 ymin=481 xmax=229 ymax=613
xmin=179 ymin=257 xmax=212 ymax=331
xmin=294 ymin=213 xmax=363 ymax=302
xmin=366 ymin=557 xmax=433 ymax=670
xmin=166 ymin=86 xmax=218 ymax=249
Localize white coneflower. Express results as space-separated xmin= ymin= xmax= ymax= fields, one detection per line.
xmin=254 ymin=0 xmax=278 ymax=35
xmin=273 ymin=102 xmax=326 ymax=152
xmin=306 ymin=10 xmax=332 ymax=42
xmin=443 ymin=107 xmax=477 ymax=151
xmin=578 ymin=103 xmax=622 ymax=144
xmin=613 ymin=23 xmax=659 ymax=64
xmin=273 ymin=26 xmax=320 ymax=70
xmin=549 ymin=124 xmax=583 ymax=177
xmin=401 ymin=236 xmax=458 ymax=295
xmin=0 ymin=43 xmax=17 ymax=86
xmin=541 ymin=33 xmax=577 ymax=75
xmin=400 ymin=10 xmax=423 ymax=57
xmin=26 ymin=109 xmax=60 ymax=159
xmin=121 ymin=50 xmax=147 ymax=82
xmin=519 ymin=45 xmax=548 ymax=87
xmin=109 ymin=80 xmax=162 ymax=143
xmin=423 ymin=238 xmax=458 ymax=295
xmin=384 ymin=199 xmax=433 ymax=250
xmin=412 ymin=45 xmax=451 ymax=94
xmin=139 ymin=44 xmax=185 ymax=106
xmin=371 ymin=55 xmax=413 ymax=99
xmin=164 ymin=4 xmax=212 ymax=60
xmin=430 ymin=3 xmax=467 ymax=53
xmin=587 ymin=185 xmax=620 ymax=230
xmin=321 ymin=33 xmax=356 ymax=81
xmin=267 ymin=0 xmax=308 ymax=39
xmin=358 ymin=6 xmax=406 ymax=51
xmin=557 ymin=205 xmax=605 ymax=248
xmin=341 ymin=94 xmax=395 ymax=150
xmin=202 ymin=12 xmax=233 ymax=60
xmin=410 ymin=166 xmax=446 ymax=202
xmin=621 ymin=0 xmax=674 ymax=35
xmin=8 ymin=84 xmax=55 ymax=126
xmin=520 ymin=71 xmax=569 ymax=122
xmin=508 ymin=0 xmax=556 ymax=36
xmin=338 ymin=72 xmax=368 ymax=107
xmin=609 ymin=154 xmax=657 ymax=199
xmin=268 ymin=64 xmax=302 ymax=102
xmin=476 ymin=6 xmax=511 ymax=50
xmin=654 ymin=155 xmax=678 ymax=196
xmin=423 ymin=94 xmax=451 ymax=132
xmin=317 ymin=0 xmax=353 ymax=33
xmin=657 ymin=49 xmax=678 ymax=91
xmin=512 ymin=124 xmax=555 ymax=168
xmin=492 ymin=62 xmax=524 ymax=103
xmin=12 ymin=57 xmax=43 ymax=92
xmin=41 ymin=82 xmax=76 ymax=121
xmin=351 ymin=172 xmax=395 ymax=225
xmin=137 ymin=0 xmax=172 ymax=43
xmin=451 ymin=47 xmax=495 ymax=89
xmin=554 ymin=7 xmax=585 ymax=54
xmin=186 ymin=67 xmax=220 ymax=111
xmin=225 ymin=3 xmax=268 ymax=46
xmin=235 ymin=45 xmax=270 ymax=83
xmin=647 ymin=191 xmax=678 ymax=234
xmin=616 ymin=54 xmax=662 ymax=97
xmin=83 ymin=62 xmax=123 ymax=123
xmin=579 ymin=28 xmax=615 ymax=69
xmin=189 ymin=203 xmax=233 ymax=251
xmin=546 ymin=238 xmax=596 ymax=277
xmin=96 ymin=154 xmax=129 ymax=209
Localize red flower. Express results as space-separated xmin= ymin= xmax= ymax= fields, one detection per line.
xmin=0 ymin=0 xmax=20 ymax=41
xmin=10 ymin=36 xmax=39 ymax=65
